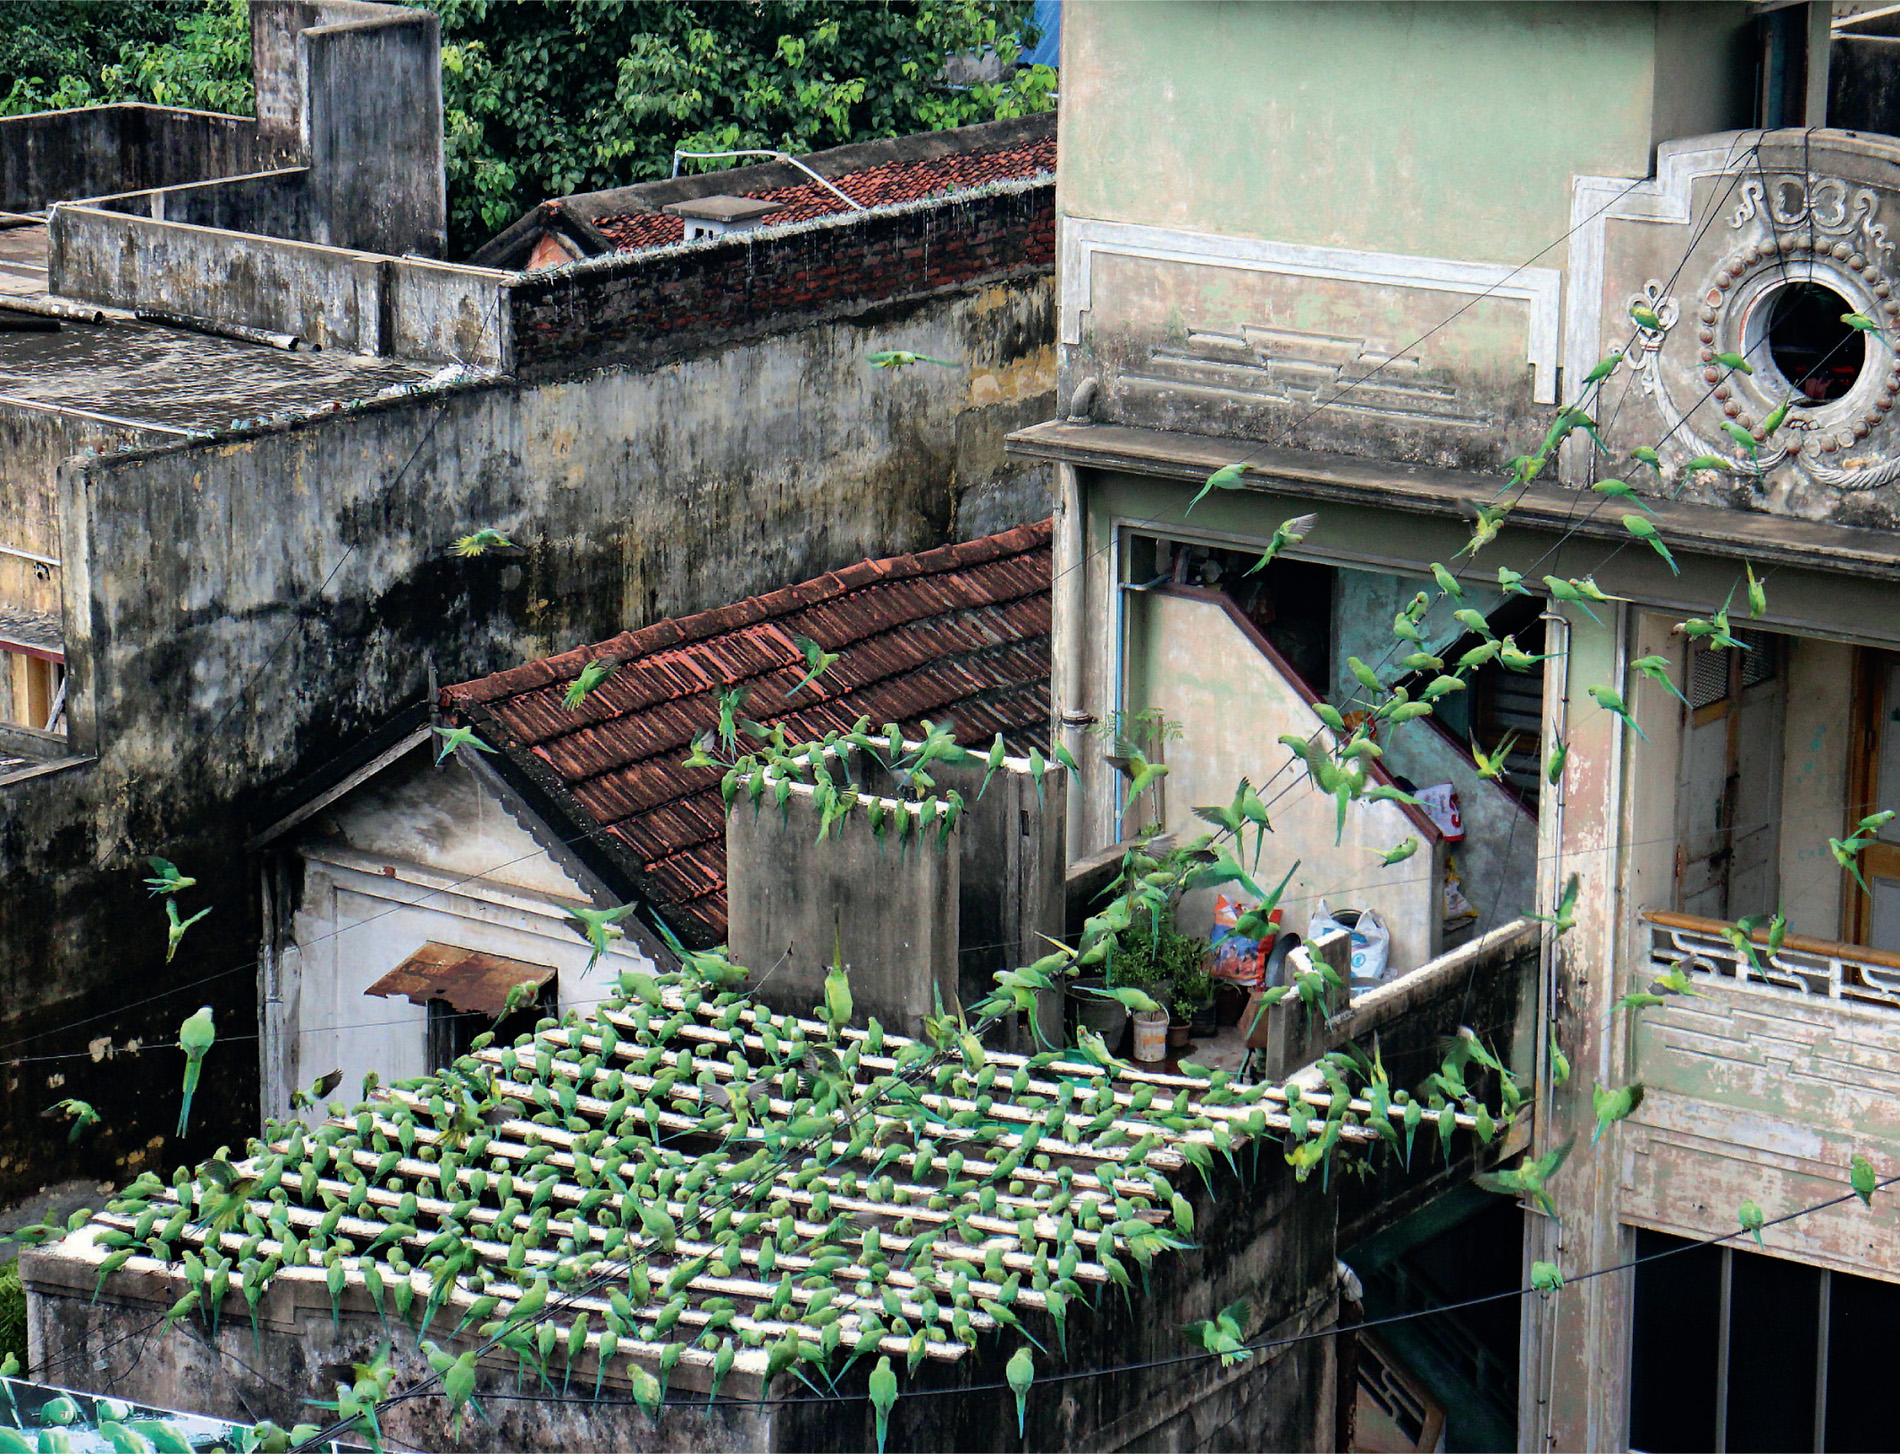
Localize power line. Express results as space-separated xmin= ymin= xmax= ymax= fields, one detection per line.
xmin=320 ymin=1170 xmax=1900 ymax=1416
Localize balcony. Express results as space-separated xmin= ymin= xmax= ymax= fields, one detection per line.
xmin=1624 ymin=911 xmax=1900 ymax=1281
xmin=1645 ymin=910 xmax=1900 ymax=1011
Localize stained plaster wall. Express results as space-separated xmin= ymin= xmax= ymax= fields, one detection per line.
xmin=1052 ymin=4 xmax=1755 ymax=473
xmin=269 ymin=744 xmax=657 ymax=1122
xmin=1058 ymin=2 xmax=1754 ymax=266
xmin=1121 ymin=588 xmax=1445 ymax=974
xmin=0 ymin=266 xmax=1051 ymax=1198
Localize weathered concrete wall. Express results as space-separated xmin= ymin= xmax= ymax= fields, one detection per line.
xmin=390 ymin=257 xmax=511 ymax=370
xmin=299 ymin=4 xmax=446 ymax=257
xmin=51 ymin=208 xmax=387 ymax=353
xmin=0 ymin=407 xmax=173 ymax=622
xmin=727 ymin=782 xmax=959 ymax=1040
xmin=0 ymin=105 xmax=274 ymax=213
xmin=88 ymin=168 xmax=316 ymax=241
xmin=6 ymin=2 xmax=442 ymax=257
xmin=49 ymin=209 xmax=507 ymax=365
xmin=0 ymin=262 xmax=1050 ymax=1195
xmin=24 ymin=1262 xmax=776 ymax=1453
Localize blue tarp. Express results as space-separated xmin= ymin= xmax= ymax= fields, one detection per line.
xmin=1023 ymin=0 xmax=1061 ymax=70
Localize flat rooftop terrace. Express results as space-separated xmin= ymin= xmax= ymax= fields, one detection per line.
xmin=0 ymin=312 xmax=431 ymax=435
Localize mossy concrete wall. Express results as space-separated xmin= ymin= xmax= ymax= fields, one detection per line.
xmin=0 ymin=266 xmax=1052 ymax=1198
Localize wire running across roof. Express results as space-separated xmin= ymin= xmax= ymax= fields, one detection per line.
xmin=595 ymin=136 xmax=1057 ymax=252
xmin=49 ymin=954 xmax=1475 ymax=1429
xmin=442 ymin=521 xmax=1052 ymax=943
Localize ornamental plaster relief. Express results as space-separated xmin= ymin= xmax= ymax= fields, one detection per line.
xmin=1571 ymin=130 xmax=1900 ymax=529
xmin=1056 ymin=216 xmax=1559 ymax=473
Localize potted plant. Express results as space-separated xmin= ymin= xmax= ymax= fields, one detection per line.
xmin=1179 ymin=962 xmax=1219 ymax=1037
xmin=1167 ymin=994 xmax=1193 ymax=1050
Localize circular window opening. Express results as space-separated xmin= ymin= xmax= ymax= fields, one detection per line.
xmin=1764 ymin=282 xmax=1865 ymax=403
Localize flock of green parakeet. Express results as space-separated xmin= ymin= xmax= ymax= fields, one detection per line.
xmin=42 ymin=892 xmax=1513 ymax=1452
xmin=37 ymin=313 xmax=1900 ymax=1448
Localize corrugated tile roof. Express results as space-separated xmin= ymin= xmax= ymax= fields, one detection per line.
xmin=442 ymin=522 xmax=1052 ymax=943
xmin=594 ymin=137 xmax=1057 ymax=252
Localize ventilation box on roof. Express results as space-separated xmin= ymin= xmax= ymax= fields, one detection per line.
xmin=662 ymin=196 xmax=786 ymax=241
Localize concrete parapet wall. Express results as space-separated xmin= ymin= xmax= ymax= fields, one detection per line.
xmin=0 ymin=105 xmax=276 ymax=214
xmin=726 ymin=782 xmax=960 ymax=1040
xmin=390 ymin=256 xmax=512 ymax=371
xmin=51 ymin=207 xmax=384 ymax=354
xmin=86 ymin=168 xmax=315 ymax=240
xmin=49 ymin=207 xmax=504 ymax=366
xmin=3 ymin=2 xmax=441 ymax=257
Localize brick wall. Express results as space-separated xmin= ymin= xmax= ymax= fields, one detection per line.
xmin=506 ymin=176 xmax=1054 ymax=378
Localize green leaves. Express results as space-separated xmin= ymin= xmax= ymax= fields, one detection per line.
xmin=435 ymin=0 xmax=1054 ymax=253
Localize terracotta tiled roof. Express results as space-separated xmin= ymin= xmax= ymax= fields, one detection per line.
xmin=442 ymin=522 xmax=1053 ymax=943
xmin=594 ymin=136 xmax=1056 ymax=252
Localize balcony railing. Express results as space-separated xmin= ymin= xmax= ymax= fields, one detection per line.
xmin=1644 ymin=910 xmax=1900 ymax=1013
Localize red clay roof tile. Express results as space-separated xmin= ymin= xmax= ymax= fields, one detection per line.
xmin=443 ymin=521 xmax=1052 ymax=944
xmin=593 ymin=137 xmax=1056 ymax=254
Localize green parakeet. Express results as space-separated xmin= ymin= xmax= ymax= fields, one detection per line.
xmin=176 ymin=1007 xmax=215 ymax=1137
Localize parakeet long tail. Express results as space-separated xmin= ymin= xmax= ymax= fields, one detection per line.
xmin=177 ymin=1058 xmax=200 ymax=1137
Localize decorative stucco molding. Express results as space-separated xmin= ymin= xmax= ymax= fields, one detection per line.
xmin=1058 ymin=215 xmax=1564 ymax=403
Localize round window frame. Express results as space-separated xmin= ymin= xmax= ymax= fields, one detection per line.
xmin=1732 ymin=264 xmax=1878 ymax=427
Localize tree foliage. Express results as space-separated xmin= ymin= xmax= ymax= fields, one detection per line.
xmin=0 ymin=0 xmax=1052 ymax=257
xmin=432 ymin=0 xmax=1053 ymax=254
xmin=0 ymin=0 xmax=251 ymax=118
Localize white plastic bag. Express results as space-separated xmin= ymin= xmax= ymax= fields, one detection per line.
xmin=1308 ymin=898 xmax=1392 ymax=993
xmin=1414 ymin=782 xmax=1464 ymax=841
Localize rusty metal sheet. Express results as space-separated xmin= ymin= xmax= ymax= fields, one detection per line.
xmin=363 ymin=942 xmax=555 ymax=1017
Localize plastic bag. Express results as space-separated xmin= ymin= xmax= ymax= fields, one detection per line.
xmin=1308 ymin=898 xmax=1392 ymax=992
xmin=1210 ymin=894 xmax=1271 ymax=988
xmin=1443 ymin=854 xmax=1476 ymax=924
xmin=1414 ymin=783 xmax=1464 ymax=842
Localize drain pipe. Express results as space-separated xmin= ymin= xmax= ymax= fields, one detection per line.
xmin=669 ymin=149 xmax=866 ymax=211
xmin=1525 ymin=606 xmax=1571 ymax=1454
xmin=1056 ymin=460 xmax=1091 ymax=862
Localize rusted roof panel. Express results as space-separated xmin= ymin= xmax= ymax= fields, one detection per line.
xmin=363 ymin=942 xmax=556 ymax=1018
xmin=443 ymin=521 xmax=1052 ymax=943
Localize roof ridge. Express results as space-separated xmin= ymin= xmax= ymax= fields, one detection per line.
xmin=443 ymin=521 xmax=1051 ymax=706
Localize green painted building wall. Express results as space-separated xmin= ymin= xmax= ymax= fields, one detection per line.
xmin=1059 ymin=1 xmax=1757 ymax=264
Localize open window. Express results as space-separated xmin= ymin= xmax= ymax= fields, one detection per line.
xmin=366 ymin=941 xmax=558 ymax=1071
